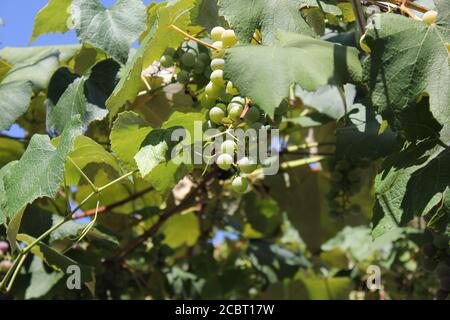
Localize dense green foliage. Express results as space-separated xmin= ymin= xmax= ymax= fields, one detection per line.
xmin=0 ymin=0 xmax=449 ymax=300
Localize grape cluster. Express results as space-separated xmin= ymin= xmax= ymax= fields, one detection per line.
xmin=326 ymin=157 xmax=370 ymax=217
xmin=421 ymin=233 xmax=450 ymax=300
xmin=159 ymin=40 xmax=212 ymax=85
xmin=0 ymin=240 xmax=12 ymax=273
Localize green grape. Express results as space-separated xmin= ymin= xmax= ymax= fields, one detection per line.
xmin=422 ymin=242 xmax=437 ymax=257
xmin=251 ymin=122 xmax=263 ymax=130
xmin=160 ymin=55 xmax=174 ymax=68
xmin=203 ymin=67 xmax=212 ymax=79
xmin=205 ymin=81 xmax=222 ymax=99
xmin=211 ymin=26 xmax=225 ymax=41
xmin=222 ymin=29 xmax=238 ymax=48
xmin=433 ymin=234 xmax=449 ymax=249
xmin=436 ymin=288 xmax=449 ymax=300
xmin=215 ymin=103 xmax=227 ymax=112
xmin=226 ymin=81 xmax=239 ymax=95
xmin=211 ymin=58 xmax=225 ymax=70
xmin=209 ymin=106 xmax=225 ymax=124
xmin=164 ymin=47 xmax=176 ymax=56
xmin=200 ymin=94 xmax=216 ymax=109
xmin=181 ymin=52 xmax=196 ymax=67
xmin=198 ymin=52 xmax=210 ymax=63
xmin=244 ymin=107 xmax=260 ymax=123
xmin=221 ymin=140 xmax=237 ymax=155
xmin=218 ymin=91 xmax=233 ymax=103
xmin=440 ymin=277 xmax=450 ymax=291
xmin=177 ymin=70 xmax=190 ymax=84
xmin=210 ymin=69 xmax=225 ymax=86
xmin=228 ymin=104 xmax=243 ymax=121
xmin=231 ymin=96 xmax=246 ymax=105
xmin=232 ymin=176 xmax=248 ymax=193
xmin=211 ymin=41 xmax=224 ymax=58
xmin=435 ymin=262 xmax=450 ymax=279
xmin=423 ymin=258 xmax=438 ymax=271
xmin=193 ymin=60 xmax=206 ymax=74
xmin=216 ymin=153 xmax=234 ymax=170
xmin=237 ymin=157 xmax=257 ymax=174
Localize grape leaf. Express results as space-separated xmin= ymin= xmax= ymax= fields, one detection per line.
xmin=25 ymin=256 xmax=64 ymax=300
xmin=0 ymin=45 xmax=80 ymax=66
xmin=159 ymin=212 xmax=200 ymax=248
xmin=372 ymin=129 xmax=450 ymax=238
xmin=106 ymin=0 xmax=196 ymax=118
xmin=0 ymin=81 xmax=33 ymax=131
xmin=17 ymin=233 xmax=94 ymax=283
xmin=110 ymin=111 xmax=153 ymax=170
xmin=30 ymin=0 xmax=72 ymax=43
xmin=71 ymin=0 xmax=147 ymax=64
xmin=224 ymin=32 xmax=362 ymax=117
xmin=0 ymin=138 xmax=24 ymax=168
xmin=363 ymin=12 xmax=450 ymax=139
xmin=0 ymin=116 xmax=82 ymax=224
xmin=218 ymin=0 xmax=314 ymax=44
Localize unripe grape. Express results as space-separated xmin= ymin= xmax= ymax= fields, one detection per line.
xmin=215 ymin=103 xmax=227 ymax=112
xmin=198 ymin=52 xmax=210 ymax=63
xmin=0 ymin=241 xmax=9 ymax=253
xmin=193 ymin=60 xmax=206 ymax=74
xmin=237 ymin=157 xmax=257 ymax=174
xmin=228 ymin=104 xmax=243 ymax=121
xmin=203 ymin=67 xmax=212 ymax=79
xmin=436 ymin=288 xmax=449 ymax=300
xmin=205 ymin=81 xmax=222 ymax=99
xmin=164 ymin=47 xmax=176 ymax=56
xmin=221 ymin=140 xmax=237 ymax=155
xmin=440 ymin=277 xmax=450 ymax=291
xmin=211 ymin=58 xmax=225 ymax=70
xmin=422 ymin=10 xmax=437 ymax=24
xmin=226 ymin=81 xmax=239 ymax=95
xmin=422 ymin=242 xmax=437 ymax=257
xmin=181 ymin=52 xmax=196 ymax=67
xmin=433 ymin=234 xmax=449 ymax=249
xmin=222 ymin=29 xmax=238 ymax=48
xmin=244 ymin=107 xmax=260 ymax=123
xmin=209 ymin=106 xmax=226 ymax=124
xmin=211 ymin=26 xmax=226 ymax=41
xmin=160 ymin=55 xmax=174 ymax=68
xmin=232 ymin=176 xmax=248 ymax=193
xmin=435 ymin=262 xmax=450 ymax=279
xmin=216 ymin=153 xmax=234 ymax=170
xmin=231 ymin=96 xmax=246 ymax=105
xmin=210 ymin=69 xmax=225 ymax=86
xmin=251 ymin=122 xmax=263 ymax=130
xmin=211 ymin=41 xmax=224 ymax=58
xmin=177 ymin=70 xmax=190 ymax=84
xmin=0 ymin=260 xmax=12 ymax=272
xmin=201 ymin=94 xmax=216 ymax=109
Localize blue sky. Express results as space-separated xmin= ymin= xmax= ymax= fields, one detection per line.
xmin=0 ymin=0 xmax=154 ymax=48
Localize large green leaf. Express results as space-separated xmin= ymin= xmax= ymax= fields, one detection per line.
xmin=363 ymin=11 xmax=449 ymax=139
xmin=223 ymin=32 xmax=362 ymax=117
xmin=106 ymin=0 xmax=196 ymax=118
xmin=25 ymin=256 xmax=64 ymax=300
xmin=30 ymin=0 xmax=72 ymax=43
xmin=218 ymin=0 xmax=314 ymax=44
xmin=71 ymin=0 xmax=147 ymax=63
xmin=0 ymin=81 xmax=33 ymax=130
xmin=373 ymin=131 xmax=450 ymax=238
xmin=47 ymin=59 xmax=120 ymax=134
xmin=0 ymin=117 xmax=82 ymax=224
xmin=0 ymin=45 xmax=80 ymax=66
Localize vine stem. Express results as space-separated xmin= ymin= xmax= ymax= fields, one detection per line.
xmin=68 ymin=156 xmax=98 ymax=193
xmin=5 ymin=253 xmax=28 ymax=292
xmin=97 ymin=170 xmax=138 ymax=193
xmin=169 ymin=24 xmax=220 ymax=51
xmin=349 ymin=0 xmax=366 ymax=36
